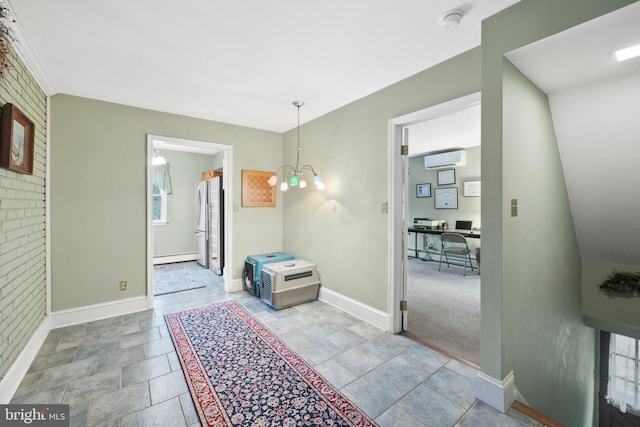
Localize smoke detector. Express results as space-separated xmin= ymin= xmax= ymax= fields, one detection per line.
xmin=440 ymin=9 xmax=464 ymax=29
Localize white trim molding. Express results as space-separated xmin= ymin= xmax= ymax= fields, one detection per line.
xmin=6 ymin=2 xmax=56 ymax=95
xmin=475 ymin=370 xmax=516 ymax=413
xmin=153 ymin=254 xmax=197 ymax=265
xmin=229 ymin=278 xmax=243 ymax=293
xmin=49 ymin=296 xmax=149 ymax=329
xmin=318 ymin=287 xmax=390 ymax=332
xmin=0 ymin=317 xmax=49 ymax=403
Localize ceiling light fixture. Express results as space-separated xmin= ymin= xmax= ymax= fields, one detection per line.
xmin=268 ymin=101 xmax=324 ymax=192
xmin=439 ymin=9 xmax=464 ymax=29
xmin=615 ymin=43 xmax=640 ymax=62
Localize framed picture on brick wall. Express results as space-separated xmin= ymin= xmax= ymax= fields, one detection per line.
xmin=0 ymin=103 xmax=35 ymax=175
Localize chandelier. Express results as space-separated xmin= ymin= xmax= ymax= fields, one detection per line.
xmin=268 ymin=101 xmax=324 ymax=191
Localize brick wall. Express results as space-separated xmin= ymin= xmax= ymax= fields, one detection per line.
xmin=0 ymin=44 xmax=47 ymax=380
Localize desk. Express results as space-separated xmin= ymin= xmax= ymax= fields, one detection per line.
xmin=408 ymin=227 xmax=480 ymax=259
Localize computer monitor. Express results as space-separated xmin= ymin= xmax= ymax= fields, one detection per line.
xmin=455 ymin=220 xmax=472 ymax=230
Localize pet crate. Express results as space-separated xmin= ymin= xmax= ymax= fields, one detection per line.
xmin=261 ymin=259 xmax=320 ymax=310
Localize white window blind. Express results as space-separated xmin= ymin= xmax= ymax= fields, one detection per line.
xmin=608 ymin=333 xmax=640 ymax=413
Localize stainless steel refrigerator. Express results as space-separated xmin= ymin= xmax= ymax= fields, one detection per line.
xmin=195 ymin=177 xmax=224 ymax=274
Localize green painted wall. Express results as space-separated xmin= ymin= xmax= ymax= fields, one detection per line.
xmin=481 ymin=1 xmax=637 ymax=425
xmin=50 ymin=94 xmax=283 ymax=311
xmin=502 ymin=59 xmax=592 ymax=425
xmin=282 ymin=48 xmax=482 ymax=311
xmin=212 ymin=152 xmax=224 ymax=171
xmin=0 ymin=46 xmax=47 ymax=380
xmin=153 ymin=150 xmax=217 ymax=258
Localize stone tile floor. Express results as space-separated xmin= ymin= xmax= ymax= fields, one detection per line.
xmin=11 ymin=262 xmax=544 ymax=426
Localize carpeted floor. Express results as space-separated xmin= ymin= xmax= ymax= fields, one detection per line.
xmin=153 ymin=261 xmax=207 ymax=296
xmin=406 ymin=258 xmax=480 ymax=365
xmin=166 ymin=300 xmax=377 ymax=427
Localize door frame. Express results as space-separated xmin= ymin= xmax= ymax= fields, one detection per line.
xmin=145 ymin=134 xmax=234 ymax=308
xmin=388 ymin=92 xmax=481 ymax=333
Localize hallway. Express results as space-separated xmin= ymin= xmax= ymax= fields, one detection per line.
xmin=11 ymin=265 xmax=540 ymax=426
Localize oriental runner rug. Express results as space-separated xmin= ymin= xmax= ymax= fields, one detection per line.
xmin=165 ymin=300 xmax=377 ymax=427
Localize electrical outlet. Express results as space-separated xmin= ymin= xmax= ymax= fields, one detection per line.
xmin=119 ymin=281 xmax=128 ymax=291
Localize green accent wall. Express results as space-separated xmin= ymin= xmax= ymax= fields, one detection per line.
xmin=502 ymin=58 xmax=592 ymax=425
xmin=281 ymin=47 xmax=483 ymax=311
xmin=50 ymin=94 xmax=283 ymax=311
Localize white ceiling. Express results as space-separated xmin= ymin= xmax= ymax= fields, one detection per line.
xmin=407 ymin=103 xmax=481 ymax=156
xmin=506 ymin=2 xmax=640 ymax=265
xmin=505 ymin=2 xmax=640 ymax=95
xmin=7 ymin=0 xmax=520 ymax=133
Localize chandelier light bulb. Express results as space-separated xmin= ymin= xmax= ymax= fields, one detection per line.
xmin=270 ymin=101 xmax=323 ymax=192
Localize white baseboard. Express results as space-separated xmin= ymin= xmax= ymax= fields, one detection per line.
xmin=0 ymin=317 xmax=49 ymax=403
xmin=49 ymin=296 xmax=149 ymax=329
xmin=153 ymin=254 xmax=197 ymax=265
xmin=318 ymin=287 xmax=390 ymax=332
xmin=228 ymin=278 xmax=243 ymax=293
xmin=475 ymin=370 xmax=515 ymax=413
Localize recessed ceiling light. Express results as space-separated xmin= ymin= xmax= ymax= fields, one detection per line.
xmin=615 ymin=43 xmax=640 ymax=62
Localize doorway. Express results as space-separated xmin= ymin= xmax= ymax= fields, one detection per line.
xmin=388 ymin=92 xmax=481 ymax=363
xmin=145 ymin=134 xmax=234 ymax=309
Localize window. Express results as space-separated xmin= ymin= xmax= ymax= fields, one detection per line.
xmin=153 ymin=182 xmax=168 ymax=225
xmin=608 ymin=333 xmax=640 ymax=413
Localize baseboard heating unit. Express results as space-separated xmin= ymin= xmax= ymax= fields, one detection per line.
xmin=260 ymin=259 xmax=320 ymax=310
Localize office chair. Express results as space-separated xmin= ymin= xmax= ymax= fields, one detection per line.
xmin=438 ymin=232 xmax=476 ymax=276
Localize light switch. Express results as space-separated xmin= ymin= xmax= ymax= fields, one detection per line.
xmin=381 ymin=202 xmax=388 ymax=214
xmin=510 ymin=199 xmax=518 ymax=217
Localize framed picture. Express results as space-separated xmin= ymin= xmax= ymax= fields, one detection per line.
xmin=463 ymin=180 xmax=481 ymax=197
xmin=0 ymin=103 xmax=35 ymax=175
xmin=416 ymin=183 xmax=431 ymax=198
xmin=242 ymin=170 xmax=276 ymax=207
xmin=437 ymin=168 xmax=455 ymax=185
xmin=434 ymin=187 xmax=458 ymax=209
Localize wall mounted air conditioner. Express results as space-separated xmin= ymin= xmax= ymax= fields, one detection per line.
xmin=424 ymin=149 xmax=466 ymax=169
